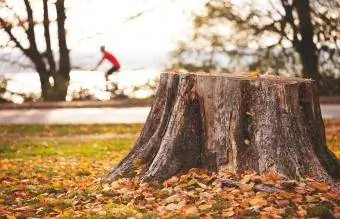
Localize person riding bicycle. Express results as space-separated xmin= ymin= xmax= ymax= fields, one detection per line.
xmin=94 ymin=46 xmax=121 ymax=81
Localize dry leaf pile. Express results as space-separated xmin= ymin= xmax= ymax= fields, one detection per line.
xmin=2 ymin=159 xmax=339 ymax=218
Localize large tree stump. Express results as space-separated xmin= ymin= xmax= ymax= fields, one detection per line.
xmin=104 ymin=72 xmax=340 ymax=184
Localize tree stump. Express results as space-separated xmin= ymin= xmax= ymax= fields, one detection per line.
xmin=103 ymin=72 xmax=340 ymax=184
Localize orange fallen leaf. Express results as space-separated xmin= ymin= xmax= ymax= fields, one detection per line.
xmin=250 ymin=71 xmax=260 ymax=78
xmin=239 ymin=182 xmax=254 ymax=192
xmin=292 ymin=197 xmax=303 ymax=203
xmin=222 ymin=211 xmax=235 ymax=217
xmin=309 ymin=181 xmax=330 ymax=192
xmin=249 ymin=197 xmax=268 ymax=207
xmin=180 ymin=205 xmax=199 ymax=217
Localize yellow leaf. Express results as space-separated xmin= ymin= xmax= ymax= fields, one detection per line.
xmin=102 ymin=183 xmax=110 ymax=191
xmin=98 ymin=210 xmax=106 ymax=216
xmin=62 ymin=209 xmax=73 ymax=217
xmin=188 ymin=179 xmax=198 ymax=186
xmin=249 ymin=197 xmax=268 ymax=207
xmin=198 ymin=204 xmax=212 ymax=211
xmin=52 ymin=181 xmax=62 ymax=189
xmin=306 ymin=195 xmax=319 ymax=203
xmin=166 ymin=203 xmax=181 ymax=211
xmin=173 ymin=69 xmax=181 ymax=74
xmin=250 ymin=71 xmax=260 ymax=78
xmin=240 ymin=175 xmax=251 ymax=184
xmin=197 ymin=181 xmax=208 ymax=189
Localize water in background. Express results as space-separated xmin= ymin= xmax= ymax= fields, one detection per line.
xmin=1 ymin=70 xmax=160 ymax=103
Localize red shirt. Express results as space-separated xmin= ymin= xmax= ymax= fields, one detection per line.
xmin=103 ymin=51 xmax=120 ymax=68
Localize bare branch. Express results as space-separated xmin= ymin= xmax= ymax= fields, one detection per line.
xmin=23 ymin=0 xmax=38 ymax=52
xmin=280 ymin=0 xmax=299 ymax=46
xmin=124 ymin=8 xmax=154 ymax=22
xmin=0 ymin=17 xmax=28 ymax=54
xmin=43 ymin=0 xmax=56 ymax=74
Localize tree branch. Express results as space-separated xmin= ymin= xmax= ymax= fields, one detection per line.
xmin=55 ymin=0 xmax=70 ymax=78
xmin=0 ymin=17 xmax=28 ymax=55
xmin=281 ymin=0 xmax=299 ymax=47
xmin=23 ymin=0 xmax=38 ymax=52
xmin=43 ymin=0 xmax=56 ymax=74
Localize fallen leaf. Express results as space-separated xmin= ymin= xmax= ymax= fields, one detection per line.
xmin=15 ymin=206 xmax=33 ymax=211
xmin=275 ymin=199 xmax=289 ymax=207
xmin=180 ymin=205 xmax=199 ymax=217
xmin=198 ymin=204 xmax=212 ymax=211
xmin=250 ymin=71 xmax=260 ymax=78
xmin=102 ymin=183 xmax=110 ymax=191
xmin=164 ymin=194 xmax=180 ymax=204
xmin=309 ymin=181 xmax=330 ymax=192
xmin=222 ymin=211 xmax=235 ymax=217
xmin=166 ymin=203 xmax=181 ymax=211
xmin=249 ymin=197 xmax=268 ymax=207
xmin=240 ymin=182 xmax=254 ymax=192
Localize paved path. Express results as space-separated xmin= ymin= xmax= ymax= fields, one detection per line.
xmin=0 ymin=105 xmax=339 ymax=124
xmin=0 ymin=107 xmax=150 ymax=124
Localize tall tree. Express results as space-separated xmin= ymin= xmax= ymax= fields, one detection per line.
xmin=0 ymin=0 xmax=71 ymax=101
xmin=172 ymin=0 xmax=339 ymax=93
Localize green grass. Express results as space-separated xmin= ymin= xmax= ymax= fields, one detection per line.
xmin=0 ymin=123 xmax=339 ymax=159
xmin=0 ymin=139 xmax=135 ymax=159
xmin=0 ymin=124 xmax=143 ymax=138
xmin=0 ymin=125 xmax=141 ymax=163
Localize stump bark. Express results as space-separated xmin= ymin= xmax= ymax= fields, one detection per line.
xmin=104 ymin=72 xmax=340 ymax=184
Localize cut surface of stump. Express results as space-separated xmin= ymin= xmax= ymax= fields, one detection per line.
xmin=103 ymin=72 xmax=340 ymax=185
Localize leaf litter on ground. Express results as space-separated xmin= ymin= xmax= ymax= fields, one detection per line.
xmin=0 ymin=122 xmax=339 ymax=218
xmin=1 ymin=162 xmax=339 ymax=218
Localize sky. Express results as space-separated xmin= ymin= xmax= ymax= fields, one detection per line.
xmin=0 ymin=0 xmax=206 ymax=72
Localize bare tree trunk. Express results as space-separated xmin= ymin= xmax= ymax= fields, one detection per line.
xmin=104 ymin=72 xmax=340 ymax=185
xmin=52 ymin=0 xmax=70 ymax=101
xmin=38 ymin=71 xmax=51 ymax=101
xmin=56 ymin=0 xmax=70 ymax=79
xmin=293 ymin=0 xmax=322 ymax=85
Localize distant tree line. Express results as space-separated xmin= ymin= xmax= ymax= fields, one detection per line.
xmin=172 ymin=0 xmax=339 ymax=94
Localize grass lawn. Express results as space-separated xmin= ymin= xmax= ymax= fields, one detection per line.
xmin=0 ymin=121 xmax=339 ymax=218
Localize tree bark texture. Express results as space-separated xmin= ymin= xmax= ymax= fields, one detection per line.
xmin=104 ymin=73 xmax=339 ymax=185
